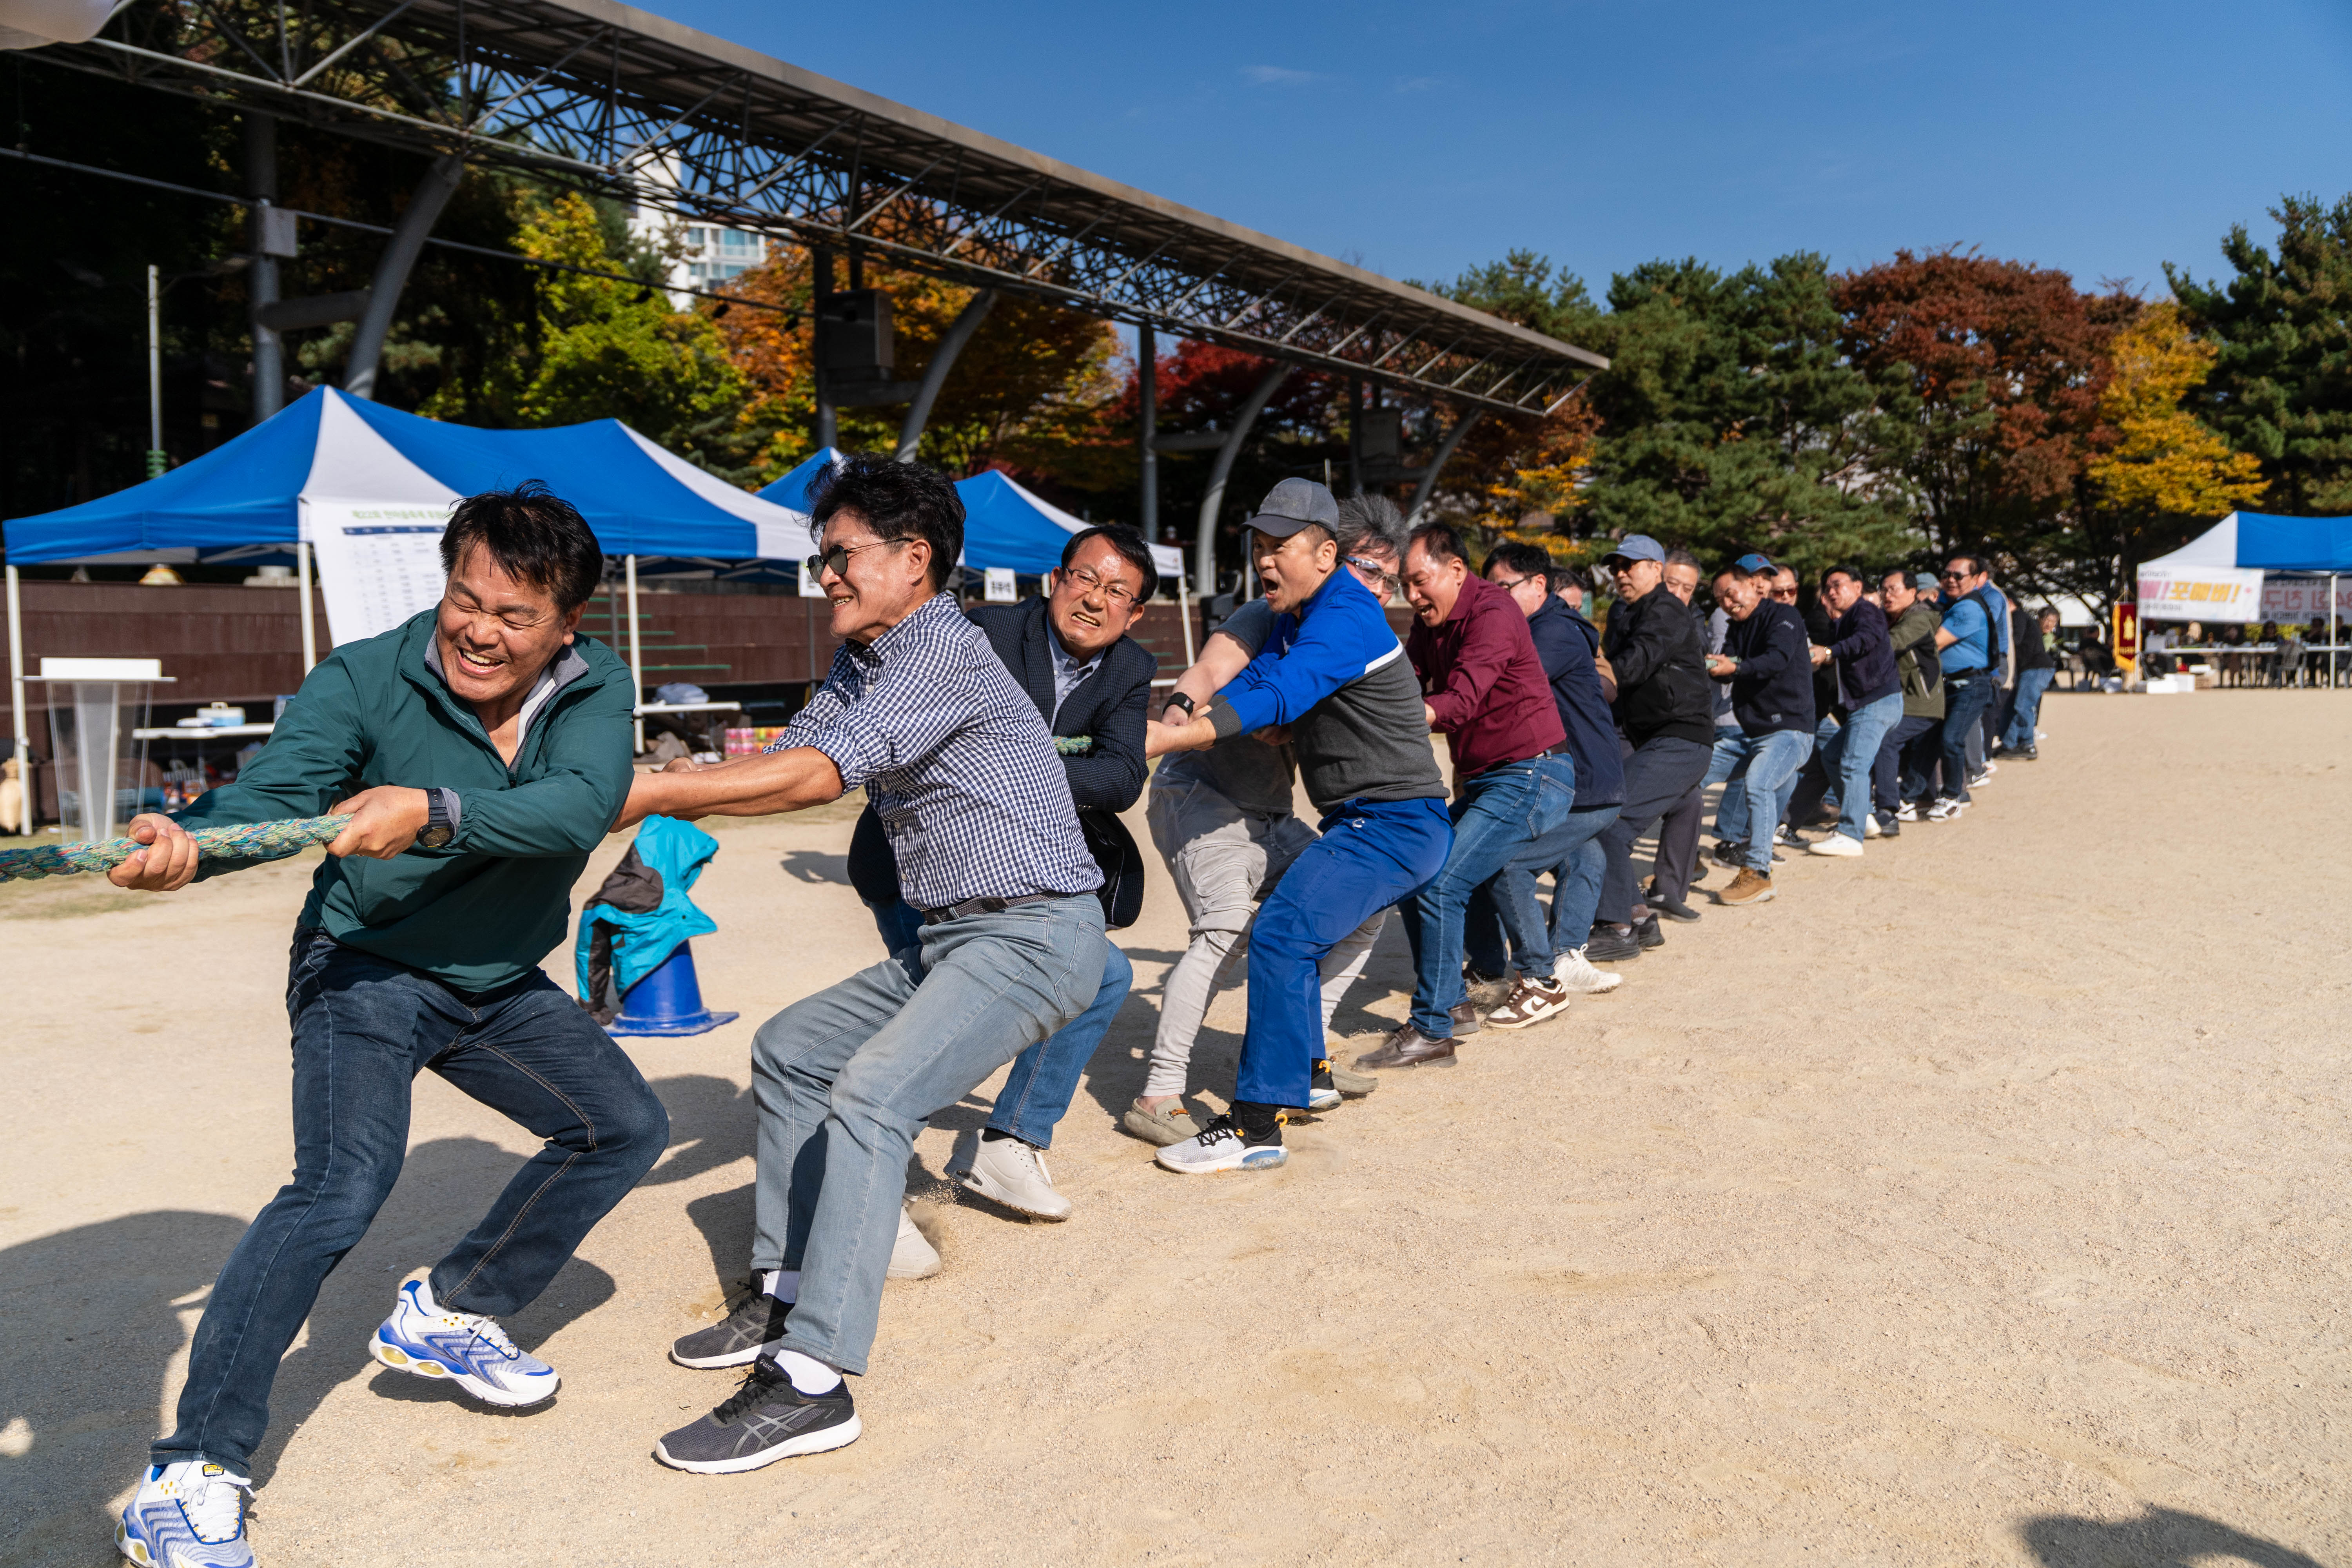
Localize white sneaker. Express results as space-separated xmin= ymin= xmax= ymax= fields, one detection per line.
xmin=1863 ymin=813 xmax=1884 ymax=839
xmin=1895 ymin=800 xmax=1920 ymax=822
xmin=1555 ymin=946 xmax=1624 ymax=994
xmin=889 ymin=1205 xmax=941 ymax=1279
xmin=1926 ymin=797 xmax=1967 ymax=822
xmin=118 ymin=1461 xmax=253 ymax=1568
xmin=369 ymin=1278 xmax=558 ymax=1407
xmin=951 ymin=1135 xmax=1072 ymax=1220
xmin=1155 ymin=1112 xmax=1287 ymax=1174
xmin=1808 ymin=832 xmax=1863 ymax=858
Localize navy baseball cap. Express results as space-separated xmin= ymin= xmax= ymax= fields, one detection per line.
xmin=1734 ymin=552 xmax=1776 ymax=574
xmin=1244 ymin=477 xmax=1341 ymax=539
xmin=1601 ymin=534 xmax=1665 ymax=566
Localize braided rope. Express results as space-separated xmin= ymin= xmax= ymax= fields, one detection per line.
xmin=0 ymin=814 xmax=354 ymax=884
xmin=1053 ymin=735 xmax=1094 ymax=755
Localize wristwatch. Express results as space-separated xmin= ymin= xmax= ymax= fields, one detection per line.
xmin=414 ymin=789 xmax=456 ymax=851
xmin=1161 ymin=691 xmax=1196 ymax=720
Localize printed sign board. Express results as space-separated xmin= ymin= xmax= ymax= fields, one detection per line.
xmin=304 ymin=497 xmax=452 ymax=646
xmin=984 ymin=567 xmax=1018 ymax=603
xmin=2136 ymin=566 xmax=2264 ymax=624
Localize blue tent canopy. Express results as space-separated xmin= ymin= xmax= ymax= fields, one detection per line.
xmin=759 ymin=447 xmax=846 ymax=514
xmin=759 ymin=461 xmax=1183 ymax=578
xmin=2145 ymin=511 xmax=2352 ymax=574
xmin=2 ymin=387 xmax=808 ymax=565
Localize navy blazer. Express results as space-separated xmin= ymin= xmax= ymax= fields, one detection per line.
xmin=848 ymin=593 xmax=1157 ymax=925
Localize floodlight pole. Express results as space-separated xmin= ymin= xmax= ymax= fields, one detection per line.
xmin=1138 ymin=324 xmax=1158 ymax=543
xmin=297 ymin=539 xmax=317 ymax=672
xmin=6 ymin=563 xmax=27 ymax=833
xmin=812 ymin=247 xmax=837 ymax=450
xmin=146 ymin=264 xmax=165 ymax=478
xmin=245 ymin=114 xmax=282 ymax=421
xmin=1347 ymin=378 xmax=1363 ymax=497
xmin=626 ymin=554 xmax=646 ymax=755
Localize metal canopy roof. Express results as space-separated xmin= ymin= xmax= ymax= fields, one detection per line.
xmin=40 ymin=0 xmax=1606 ymax=416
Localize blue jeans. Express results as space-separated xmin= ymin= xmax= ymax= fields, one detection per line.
xmin=1940 ymin=672 xmax=1997 ymax=801
xmin=1240 ymin=797 xmax=1452 ymax=1106
xmin=1466 ymin=804 xmax=1619 ymax=977
xmin=1706 ymin=729 xmax=1816 ymax=871
xmin=2002 ymin=667 xmax=2054 ymax=748
xmin=1707 ymin=722 xmax=1757 ymax=845
xmin=156 ymin=931 xmax=670 ymax=1471
xmin=1397 ymin=757 xmax=1577 ymax=1036
xmin=866 ymin=897 xmax=1128 ymax=1149
xmin=1821 ymin=691 xmax=1902 ymax=842
xmin=755 ymin=896 xmax=1104 ymax=1374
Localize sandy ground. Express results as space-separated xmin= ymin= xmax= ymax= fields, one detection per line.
xmin=0 ymin=688 xmax=2346 ymax=1567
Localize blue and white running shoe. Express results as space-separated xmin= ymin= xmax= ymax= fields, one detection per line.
xmin=368 ymin=1278 xmax=559 ymax=1407
xmin=117 ymin=1460 xmax=253 ymax=1568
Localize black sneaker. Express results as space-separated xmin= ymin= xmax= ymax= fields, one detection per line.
xmin=670 ymin=1280 xmax=791 ymax=1370
xmin=1711 ymin=840 xmax=1747 ymax=869
xmin=1633 ymin=913 xmax=1665 ymax=949
xmin=1773 ymin=824 xmax=1808 ymax=851
xmin=653 ymin=1357 xmax=860 ymax=1473
xmin=1873 ymin=809 xmax=1902 ymax=838
xmin=1585 ymin=922 xmax=1642 ymax=962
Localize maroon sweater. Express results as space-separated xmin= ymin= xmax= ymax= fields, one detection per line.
xmin=1405 ymin=572 xmax=1566 ymax=778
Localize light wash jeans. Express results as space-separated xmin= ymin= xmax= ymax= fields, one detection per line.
xmin=1706 ymin=728 xmax=1816 ymax=871
xmin=867 ymin=897 xmax=1127 ymax=1150
xmin=1821 ymin=691 xmax=1902 ymax=843
xmin=2002 ymin=667 xmax=2055 ymax=749
xmin=753 ymin=895 xmax=1105 ymax=1374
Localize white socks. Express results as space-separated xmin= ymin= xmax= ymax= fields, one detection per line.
xmin=760 ymin=1269 xmax=800 ymax=1304
xmin=767 ymin=1347 xmax=842 ymax=1395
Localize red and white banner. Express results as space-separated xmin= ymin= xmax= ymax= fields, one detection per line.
xmin=2137 ymin=566 xmax=2264 ymax=624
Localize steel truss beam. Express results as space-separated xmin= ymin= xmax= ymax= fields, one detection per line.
xmin=33 ymin=0 xmax=1606 ymax=416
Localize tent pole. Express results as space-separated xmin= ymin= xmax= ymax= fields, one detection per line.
xmin=2332 ymin=573 xmax=2339 ymax=690
xmin=7 ymin=563 xmax=29 ymax=833
xmin=297 ymin=540 xmax=317 ymax=673
xmin=1176 ymin=575 xmax=1195 ymax=669
xmin=626 ymin=554 xmax=646 ymax=755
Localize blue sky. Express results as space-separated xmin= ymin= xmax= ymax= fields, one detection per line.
xmin=661 ymin=0 xmax=2350 ymax=306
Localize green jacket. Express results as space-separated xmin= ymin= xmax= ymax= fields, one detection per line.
xmin=1889 ymin=601 xmax=1944 ymax=719
xmin=177 ymin=610 xmax=635 ymax=990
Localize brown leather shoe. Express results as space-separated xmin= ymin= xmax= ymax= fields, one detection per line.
xmin=1351 ymin=1024 xmax=1458 ymax=1071
xmin=1717 ymin=867 xmax=1776 ymax=906
xmin=1449 ymin=999 xmax=1483 ymax=1036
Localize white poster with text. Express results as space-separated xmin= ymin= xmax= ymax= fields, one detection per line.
xmin=305 ymin=497 xmax=453 ymax=646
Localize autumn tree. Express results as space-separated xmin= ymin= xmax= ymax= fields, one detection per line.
xmin=2069 ymin=301 xmax=2268 ymax=594
xmin=1837 ymin=249 xmax=2137 ymax=594
xmin=2167 ymin=194 xmax=2352 ymax=514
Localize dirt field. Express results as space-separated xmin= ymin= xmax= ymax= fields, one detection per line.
xmin=2 ymin=689 xmax=2345 ymax=1566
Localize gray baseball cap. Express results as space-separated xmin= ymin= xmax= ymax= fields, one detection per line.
xmin=1601 ymin=534 xmax=1665 ymax=566
xmin=1244 ymin=477 xmax=1341 ymax=539
xmin=1914 ymin=572 xmax=1939 ymax=593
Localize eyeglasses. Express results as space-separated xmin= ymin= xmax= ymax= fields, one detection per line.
xmin=1487 ymin=573 xmax=1539 ymax=592
xmin=1770 ymin=586 xmax=1799 ymax=601
xmin=1938 ymin=572 xmax=1965 ymax=583
xmin=1059 ymin=562 xmax=1140 ymax=610
xmin=1345 ymin=555 xmax=1398 ymax=592
xmin=806 ymin=537 xmax=910 ymax=580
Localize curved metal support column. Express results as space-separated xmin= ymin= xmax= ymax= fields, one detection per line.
xmin=244 ymin=114 xmax=282 ymax=421
xmin=1192 ymin=362 xmax=1293 ymax=597
xmin=1405 ymin=409 xmax=1484 ymax=525
xmin=344 ymin=154 xmax=465 ymax=400
xmin=895 ymin=287 xmax=996 ymax=461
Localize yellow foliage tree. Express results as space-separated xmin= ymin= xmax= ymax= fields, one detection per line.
xmin=2087 ymin=301 xmax=2267 ymax=516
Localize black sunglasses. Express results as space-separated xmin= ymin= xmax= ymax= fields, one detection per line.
xmin=806 ymin=538 xmax=910 ymax=579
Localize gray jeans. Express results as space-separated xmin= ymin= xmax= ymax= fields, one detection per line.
xmin=751 ymin=893 xmax=1105 ymax=1374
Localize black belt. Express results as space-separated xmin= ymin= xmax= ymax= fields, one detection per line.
xmin=922 ymin=892 xmax=1064 ymax=925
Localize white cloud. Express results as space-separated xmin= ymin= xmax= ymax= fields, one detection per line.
xmin=1241 ymin=64 xmax=1318 ymax=86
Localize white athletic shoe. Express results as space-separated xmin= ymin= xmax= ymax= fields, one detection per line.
xmin=1485 ymin=976 xmax=1572 ymax=1030
xmin=1863 ymin=813 xmax=1884 ymax=839
xmin=118 ymin=1461 xmax=253 ymax=1568
xmin=368 ymin=1278 xmax=558 ymax=1408
xmin=1926 ymin=796 xmax=1967 ymax=822
xmin=1808 ymin=832 xmax=1863 ymax=858
xmin=1555 ymin=946 xmax=1624 ymax=995
xmin=950 ymin=1136 xmax=1072 ymax=1220
xmin=890 ymin=1205 xmax=942 ymax=1279
xmin=1155 ymin=1112 xmax=1287 ymax=1174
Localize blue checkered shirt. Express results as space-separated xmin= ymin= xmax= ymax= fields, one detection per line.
xmin=769 ymin=592 xmax=1103 ymax=913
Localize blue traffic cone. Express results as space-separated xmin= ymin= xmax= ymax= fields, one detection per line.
xmin=608 ymin=941 xmax=740 ymax=1037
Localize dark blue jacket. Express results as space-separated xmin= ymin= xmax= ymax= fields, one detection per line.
xmin=1825 ymin=598 xmax=1900 ymax=711
xmin=1524 ymin=597 xmax=1624 ymax=808
xmin=1725 ymin=599 xmax=1817 ymax=735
